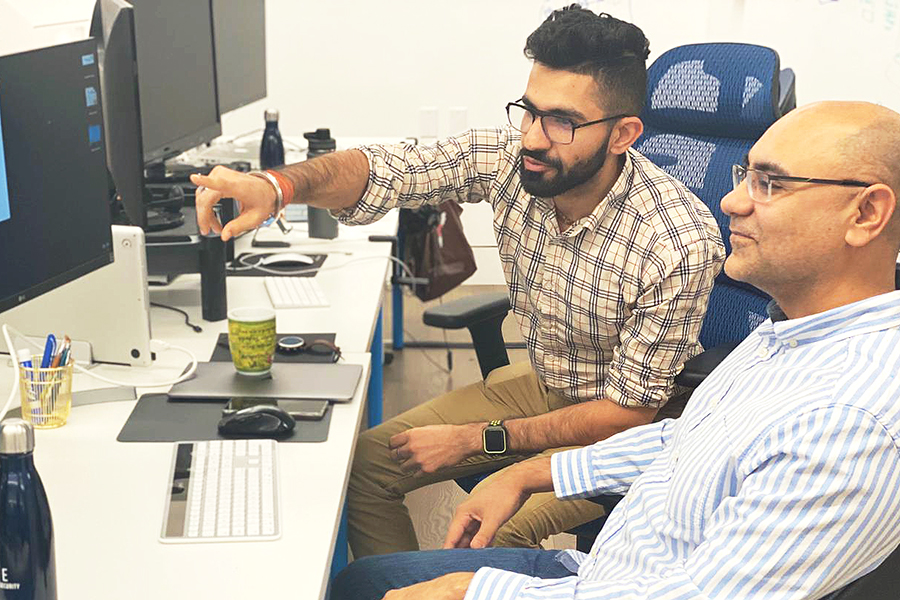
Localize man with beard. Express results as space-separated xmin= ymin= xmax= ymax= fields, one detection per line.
xmin=193 ymin=6 xmax=724 ymax=557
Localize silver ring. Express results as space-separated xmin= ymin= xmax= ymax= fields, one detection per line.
xmin=196 ymin=185 xmax=207 ymax=196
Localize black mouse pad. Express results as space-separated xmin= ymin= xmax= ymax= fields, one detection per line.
xmin=116 ymin=393 xmax=331 ymax=443
xmin=226 ymin=252 xmax=326 ymax=277
xmin=210 ymin=333 xmax=338 ymax=363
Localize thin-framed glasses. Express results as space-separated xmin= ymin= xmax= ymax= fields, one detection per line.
xmin=731 ymin=164 xmax=874 ymax=203
xmin=506 ymin=101 xmax=629 ymax=145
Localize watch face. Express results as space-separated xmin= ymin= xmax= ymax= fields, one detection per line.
xmin=276 ymin=336 xmax=305 ymax=354
xmin=483 ymin=427 xmax=506 ymax=454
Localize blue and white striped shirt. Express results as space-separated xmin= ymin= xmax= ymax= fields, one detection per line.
xmin=465 ymin=291 xmax=900 ymax=600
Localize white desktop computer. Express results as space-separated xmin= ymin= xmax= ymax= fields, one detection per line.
xmin=0 ymin=39 xmax=153 ymax=367
xmin=0 ymin=226 xmax=153 ymax=367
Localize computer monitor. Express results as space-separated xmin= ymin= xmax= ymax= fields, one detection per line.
xmin=130 ymin=0 xmax=221 ymax=165
xmin=91 ymin=0 xmax=147 ymax=229
xmin=212 ymin=0 xmax=267 ymax=115
xmin=0 ymin=38 xmax=114 ymax=313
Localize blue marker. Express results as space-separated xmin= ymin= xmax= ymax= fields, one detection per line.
xmin=40 ymin=334 xmax=56 ymax=369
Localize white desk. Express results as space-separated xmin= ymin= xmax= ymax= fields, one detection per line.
xmin=24 ymin=354 xmax=369 ymax=600
xmin=0 ymin=214 xmax=398 ymax=599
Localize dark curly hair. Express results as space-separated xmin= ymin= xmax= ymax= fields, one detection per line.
xmin=524 ymin=4 xmax=650 ymax=115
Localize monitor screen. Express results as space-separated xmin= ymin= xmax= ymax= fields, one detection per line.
xmin=131 ymin=0 xmax=221 ymax=164
xmin=92 ymin=0 xmax=147 ymax=229
xmin=212 ymin=0 xmax=267 ymax=114
xmin=0 ymin=39 xmax=114 ymax=313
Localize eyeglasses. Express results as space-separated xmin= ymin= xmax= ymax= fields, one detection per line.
xmin=731 ymin=164 xmax=874 ymax=204
xmin=506 ymin=102 xmax=629 ymax=145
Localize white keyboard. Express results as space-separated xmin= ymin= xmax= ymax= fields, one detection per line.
xmin=160 ymin=439 xmax=280 ymax=543
xmin=264 ymin=276 xmax=330 ymax=309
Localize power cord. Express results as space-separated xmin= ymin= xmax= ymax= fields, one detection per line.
xmin=150 ymin=302 xmax=203 ymax=333
xmin=2 ymin=324 xmax=199 ymax=422
xmin=229 ymin=252 xmax=420 ymax=293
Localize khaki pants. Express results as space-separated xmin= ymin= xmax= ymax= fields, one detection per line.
xmin=347 ymin=362 xmax=607 ymax=558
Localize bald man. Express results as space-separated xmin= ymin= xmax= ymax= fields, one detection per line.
xmin=330 ymin=101 xmax=900 ymax=600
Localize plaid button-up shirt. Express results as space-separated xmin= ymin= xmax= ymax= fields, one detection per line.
xmin=339 ymin=128 xmax=724 ymax=408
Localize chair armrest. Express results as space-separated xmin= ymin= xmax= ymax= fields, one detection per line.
xmin=423 ymin=292 xmax=513 ymax=379
xmin=674 ymin=341 xmax=740 ymax=389
xmin=422 ymin=292 xmax=511 ymax=329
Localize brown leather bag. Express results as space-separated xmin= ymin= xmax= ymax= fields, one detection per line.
xmin=400 ymin=201 xmax=477 ymax=301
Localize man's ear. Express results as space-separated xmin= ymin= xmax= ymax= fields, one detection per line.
xmin=846 ymin=184 xmax=897 ymax=248
xmin=608 ymin=116 xmax=644 ymax=155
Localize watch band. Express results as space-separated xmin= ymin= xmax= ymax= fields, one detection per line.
xmin=247 ymin=170 xmax=284 ymax=218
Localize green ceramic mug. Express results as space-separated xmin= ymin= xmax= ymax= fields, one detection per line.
xmin=227 ymin=307 xmax=277 ymax=376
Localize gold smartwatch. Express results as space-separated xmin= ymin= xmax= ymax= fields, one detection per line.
xmin=482 ymin=420 xmax=508 ymax=455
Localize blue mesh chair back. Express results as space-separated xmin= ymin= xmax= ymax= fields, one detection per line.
xmin=634 ymin=42 xmax=784 ymax=349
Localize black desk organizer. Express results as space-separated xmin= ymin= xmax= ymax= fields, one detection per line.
xmin=226 ymin=253 xmax=326 ymax=277
xmin=116 ymin=332 xmax=339 ymax=443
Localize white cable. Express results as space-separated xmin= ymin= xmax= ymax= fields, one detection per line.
xmin=233 ymin=251 xmax=417 ymax=281
xmin=1 ymin=324 xmax=21 ymax=422
xmin=2 ymin=325 xmax=199 ymax=413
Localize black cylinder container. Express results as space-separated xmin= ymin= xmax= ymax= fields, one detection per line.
xmin=260 ymin=109 xmax=285 ymax=170
xmin=0 ymin=419 xmax=56 ymax=600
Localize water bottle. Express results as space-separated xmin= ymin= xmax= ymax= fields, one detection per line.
xmin=259 ymin=109 xmax=285 ymax=170
xmin=304 ymin=128 xmax=339 ymax=239
xmin=0 ymin=419 xmax=56 ymax=600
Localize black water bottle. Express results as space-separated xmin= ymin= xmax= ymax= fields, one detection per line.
xmin=260 ymin=109 xmax=285 ymax=169
xmin=0 ymin=419 xmax=56 ymax=600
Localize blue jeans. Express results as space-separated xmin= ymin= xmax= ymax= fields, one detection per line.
xmin=330 ymin=548 xmax=573 ymax=600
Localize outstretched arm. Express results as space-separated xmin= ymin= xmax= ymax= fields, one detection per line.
xmin=192 ymin=149 xmax=368 ymax=240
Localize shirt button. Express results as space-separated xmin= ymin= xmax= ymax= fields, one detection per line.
xmin=789 ymin=340 xmax=798 ymax=348
xmin=758 ymin=347 xmax=768 ymax=358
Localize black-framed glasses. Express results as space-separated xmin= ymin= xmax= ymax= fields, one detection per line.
xmin=731 ymin=164 xmax=874 ymax=204
xmin=506 ymin=102 xmax=629 ymax=145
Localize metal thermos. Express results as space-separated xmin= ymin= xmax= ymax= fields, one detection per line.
xmin=0 ymin=419 xmax=56 ymax=600
xmin=260 ymin=109 xmax=285 ymax=170
xmin=304 ymin=128 xmax=339 ymax=240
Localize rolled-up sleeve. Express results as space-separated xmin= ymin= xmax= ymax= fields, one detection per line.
xmin=604 ymin=238 xmax=722 ymax=408
xmin=332 ymin=128 xmax=506 ymax=226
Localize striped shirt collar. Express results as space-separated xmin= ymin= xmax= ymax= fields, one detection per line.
xmin=759 ymin=290 xmax=900 ymax=347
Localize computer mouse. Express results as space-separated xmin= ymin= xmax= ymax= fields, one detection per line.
xmin=217 ymin=405 xmax=296 ymax=437
xmin=259 ymin=252 xmax=316 ymax=267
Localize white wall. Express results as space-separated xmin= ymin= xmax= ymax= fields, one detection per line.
xmin=3 ymin=0 xmax=899 ymax=284
xmin=4 ymin=0 xmax=897 ymax=137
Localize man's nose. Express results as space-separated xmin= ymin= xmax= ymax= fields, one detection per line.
xmin=720 ymin=181 xmax=754 ymax=218
xmin=522 ymin=117 xmax=552 ymax=151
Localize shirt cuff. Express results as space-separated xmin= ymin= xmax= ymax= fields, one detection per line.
xmin=329 ymin=146 xmax=392 ymax=225
xmin=552 ymin=446 xmax=597 ymax=500
xmin=462 ymin=567 xmax=531 ymax=600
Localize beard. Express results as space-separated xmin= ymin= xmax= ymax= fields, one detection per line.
xmin=518 ymin=135 xmax=611 ymax=198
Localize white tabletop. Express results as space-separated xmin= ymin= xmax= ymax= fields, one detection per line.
xmin=23 ymin=353 xmax=370 ymax=600
xmin=0 ymin=212 xmax=397 ymax=599
xmin=149 ymin=213 xmax=397 ymax=355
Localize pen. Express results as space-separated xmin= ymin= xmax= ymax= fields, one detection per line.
xmin=40 ymin=334 xmax=56 ymax=369
xmin=50 ymin=336 xmax=70 ymax=369
xmin=57 ymin=336 xmax=72 ymax=367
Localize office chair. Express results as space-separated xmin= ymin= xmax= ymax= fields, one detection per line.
xmin=424 ymin=43 xmax=794 ymax=550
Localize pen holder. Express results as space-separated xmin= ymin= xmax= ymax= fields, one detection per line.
xmin=17 ymin=357 xmax=74 ymax=429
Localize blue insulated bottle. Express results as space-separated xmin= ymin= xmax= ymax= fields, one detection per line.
xmin=0 ymin=419 xmax=56 ymax=600
xmin=259 ymin=109 xmax=285 ymax=170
